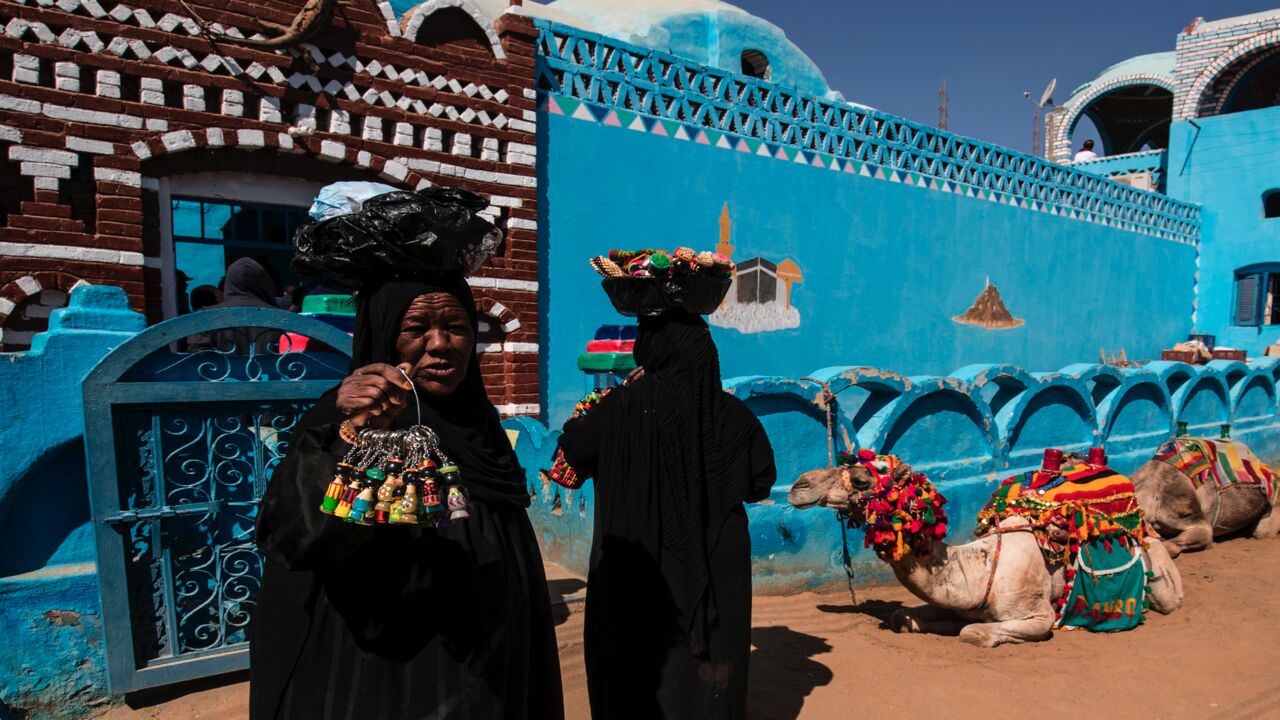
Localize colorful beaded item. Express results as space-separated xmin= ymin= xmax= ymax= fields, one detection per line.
xmin=839 ymin=449 xmax=949 ymax=562
xmin=590 ymin=246 xmax=736 ymax=280
xmin=321 ymin=424 xmax=469 ymax=528
xmin=548 ymin=387 xmax=615 ymax=489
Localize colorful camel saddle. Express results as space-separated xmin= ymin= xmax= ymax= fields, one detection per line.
xmin=975 ymin=456 xmax=1151 ymax=631
xmin=1154 ymin=437 xmax=1277 ymax=506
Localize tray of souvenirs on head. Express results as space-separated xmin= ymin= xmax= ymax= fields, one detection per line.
xmin=293 ymin=182 xmax=505 ymax=529
xmin=589 ymin=247 xmax=735 ymax=317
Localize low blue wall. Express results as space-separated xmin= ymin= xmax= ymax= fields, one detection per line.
xmin=508 ymin=358 xmax=1280 ymax=591
xmin=0 ymin=286 xmax=144 ymax=719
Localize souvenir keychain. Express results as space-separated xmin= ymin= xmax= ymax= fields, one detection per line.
xmin=320 ymin=368 xmax=471 ymax=527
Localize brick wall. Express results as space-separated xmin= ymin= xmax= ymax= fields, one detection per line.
xmin=0 ymin=0 xmax=542 ymax=416
xmin=1173 ymin=12 xmax=1280 ymax=120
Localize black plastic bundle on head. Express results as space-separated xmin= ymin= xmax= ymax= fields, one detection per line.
xmin=601 ymin=275 xmax=732 ymax=317
xmin=291 ymin=187 xmax=501 ymax=289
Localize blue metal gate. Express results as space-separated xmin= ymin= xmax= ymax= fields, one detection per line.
xmin=82 ymin=308 xmax=352 ymax=693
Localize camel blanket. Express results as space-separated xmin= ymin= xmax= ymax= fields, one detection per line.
xmin=975 ymin=459 xmax=1146 ymax=566
xmin=1154 ymin=437 xmax=1277 ymax=506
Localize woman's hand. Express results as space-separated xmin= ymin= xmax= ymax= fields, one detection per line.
xmin=336 ymin=363 xmax=414 ymax=428
xmin=624 ymin=367 xmax=645 ymax=386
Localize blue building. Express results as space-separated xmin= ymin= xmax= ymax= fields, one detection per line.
xmin=3 ymin=1 xmax=1280 ymax=714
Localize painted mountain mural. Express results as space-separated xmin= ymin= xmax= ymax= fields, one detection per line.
xmin=953 ymin=281 xmax=1024 ymax=330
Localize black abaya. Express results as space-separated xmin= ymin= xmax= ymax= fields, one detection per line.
xmin=557 ymin=313 xmax=776 ymax=720
xmin=250 ymin=278 xmax=563 ymax=720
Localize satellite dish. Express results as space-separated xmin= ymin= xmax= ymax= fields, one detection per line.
xmin=1038 ymin=78 xmax=1057 ymax=108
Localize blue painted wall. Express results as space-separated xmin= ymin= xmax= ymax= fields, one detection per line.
xmin=512 ymin=357 xmax=1280 ymax=591
xmin=1168 ymin=106 xmax=1280 ymax=354
xmin=0 ymin=286 xmax=143 ymax=719
xmin=540 ymin=108 xmax=1199 ymax=427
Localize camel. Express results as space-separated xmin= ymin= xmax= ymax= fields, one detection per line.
xmin=1131 ymin=437 xmax=1280 ymax=557
xmin=788 ymin=456 xmax=1183 ymax=647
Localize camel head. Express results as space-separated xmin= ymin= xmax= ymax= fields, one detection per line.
xmin=789 ymin=451 xmax=916 ymax=525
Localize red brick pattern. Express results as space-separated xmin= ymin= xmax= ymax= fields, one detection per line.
xmin=0 ymin=0 xmax=542 ymax=415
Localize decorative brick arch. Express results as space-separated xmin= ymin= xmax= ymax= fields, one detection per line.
xmin=1050 ymin=74 xmax=1176 ymax=163
xmin=0 ymin=271 xmax=88 ymax=348
xmin=127 ymin=128 xmax=432 ymax=190
xmin=474 ymin=294 xmax=523 ymax=333
xmin=401 ymin=0 xmax=507 ymax=60
xmin=1180 ymin=28 xmax=1280 ymax=119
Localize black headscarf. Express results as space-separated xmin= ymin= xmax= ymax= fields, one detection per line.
xmin=348 ymin=276 xmax=531 ymax=509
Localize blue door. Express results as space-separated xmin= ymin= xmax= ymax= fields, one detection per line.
xmin=82 ymin=308 xmax=352 ymax=693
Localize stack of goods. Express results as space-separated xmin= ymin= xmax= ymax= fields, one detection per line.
xmin=1163 ymin=339 xmax=1212 ymax=364
xmin=590 ymin=247 xmax=735 ymax=317
xmin=975 ymin=448 xmax=1151 ymax=631
xmin=546 ymin=387 xmax=614 ymax=489
xmin=322 ymin=425 xmax=471 ymax=527
xmin=577 ymin=325 xmax=638 ymax=375
xmin=840 ymin=449 xmax=948 ymax=561
xmin=281 ymin=294 xmax=356 ymax=353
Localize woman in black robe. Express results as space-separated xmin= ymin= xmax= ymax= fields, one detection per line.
xmin=250 ymin=276 xmax=564 ymax=720
xmin=557 ymin=312 xmax=776 ymax=719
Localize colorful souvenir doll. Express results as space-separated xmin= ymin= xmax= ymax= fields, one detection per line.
xmin=440 ymin=465 xmax=470 ymax=521
xmin=334 ymin=471 xmax=362 ymax=519
xmin=321 ymin=462 xmax=353 ymax=514
xmin=393 ymin=469 xmax=420 ymax=524
xmin=348 ymin=467 xmax=382 ymax=525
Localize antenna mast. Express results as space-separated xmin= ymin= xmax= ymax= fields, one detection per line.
xmin=938 ymin=79 xmax=949 ymax=130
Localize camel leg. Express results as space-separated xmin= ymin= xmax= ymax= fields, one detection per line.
xmin=1250 ymin=508 xmax=1280 ymax=539
xmin=1143 ymin=541 xmax=1184 ymax=614
xmin=1159 ymin=521 xmax=1214 ymax=557
xmin=957 ymin=609 xmax=1055 ymax=648
xmin=890 ymin=605 xmax=968 ymax=637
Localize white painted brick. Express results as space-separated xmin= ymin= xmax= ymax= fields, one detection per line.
xmin=238 ymin=129 xmax=265 ymax=148
xmin=356 ymin=150 xmax=373 ymax=168
xmin=467 ymin=276 xmax=538 ymax=292
xmin=362 ymin=115 xmax=383 ymax=142
xmin=481 ymin=137 xmax=500 ymax=161
xmin=259 ymin=96 xmax=282 ymax=123
xmin=509 ymin=120 xmax=536 ymax=133
xmin=45 ymin=103 xmax=144 ymax=129
xmin=10 ymin=146 xmax=77 ymax=164
xmin=141 ymin=77 xmax=165 ymax=105
xmin=15 ymin=275 xmax=42 ymax=295
xmin=393 ymin=122 xmax=413 ymax=146
xmin=95 ymin=69 xmax=120 ymax=98
xmin=145 ymin=118 xmax=168 ymax=131
xmin=424 ymin=127 xmax=443 ymax=152
xmin=464 ymin=168 xmax=496 ymax=183
xmin=130 ymin=141 xmax=151 ymax=159
xmin=54 ymin=62 xmax=80 ymax=92
xmin=382 ymin=160 xmax=408 ymax=181
xmin=504 ymin=342 xmax=539 ymax=353
xmin=94 ymin=167 xmax=142 ymax=186
xmin=161 ymin=130 xmax=196 ymax=153
xmin=521 ymin=88 xmax=535 ymax=100
xmin=451 ymin=133 xmax=472 ymax=156
xmin=33 ymin=176 xmax=58 ymax=191
xmin=320 ymin=140 xmax=346 ymax=160
xmin=206 ymin=128 xmax=225 ymax=147
xmin=20 ymin=161 xmax=71 ymax=178
xmin=14 ymin=54 xmax=40 ymax=84
xmin=489 ymin=195 xmax=522 ymax=208
xmin=405 ymin=158 xmax=441 ymax=174
xmin=222 ymin=89 xmax=243 ymax=116
xmin=329 ymin=109 xmax=351 ymax=134
xmin=521 ymin=109 xmax=536 ymax=122
xmin=294 ymin=102 xmax=317 ymax=129
xmin=277 ymin=133 xmax=294 ymax=151
xmin=0 ymin=297 xmax=14 ymax=315
xmin=183 ymin=84 xmax=205 ymax=112
xmin=0 ymin=125 xmax=19 ymax=143
xmin=507 ymin=217 xmax=537 ymax=230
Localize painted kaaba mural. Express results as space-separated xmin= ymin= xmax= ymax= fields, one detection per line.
xmin=710 ymin=204 xmax=803 ymax=334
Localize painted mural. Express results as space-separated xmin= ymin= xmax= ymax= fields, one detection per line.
xmin=709 ymin=204 xmax=805 ymax=334
xmin=953 ymin=279 xmax=1025 ymax=329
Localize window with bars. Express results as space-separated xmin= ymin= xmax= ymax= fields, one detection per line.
xmin=170 ymin=197 xmax=309 ymax=313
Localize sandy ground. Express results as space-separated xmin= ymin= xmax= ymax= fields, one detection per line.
xmin=101 ymin=540 xmax=1280 ymax=720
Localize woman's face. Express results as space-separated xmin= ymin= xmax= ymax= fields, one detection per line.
xmin=395 ymin=292 xmax=474 ymax=396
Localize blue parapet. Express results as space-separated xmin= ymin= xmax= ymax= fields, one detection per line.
xmin=516 ymin=358 xmax=1280 ymax=591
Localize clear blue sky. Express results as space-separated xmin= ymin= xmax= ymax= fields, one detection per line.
xmin=730 ymin=0 xmax=1280 ymax=153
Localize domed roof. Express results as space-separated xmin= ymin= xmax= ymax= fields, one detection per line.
xmin=524 ymin=0 xmax=839 ymax=100
xmin=1065 ymin=51 xmax=1176 ymax=106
